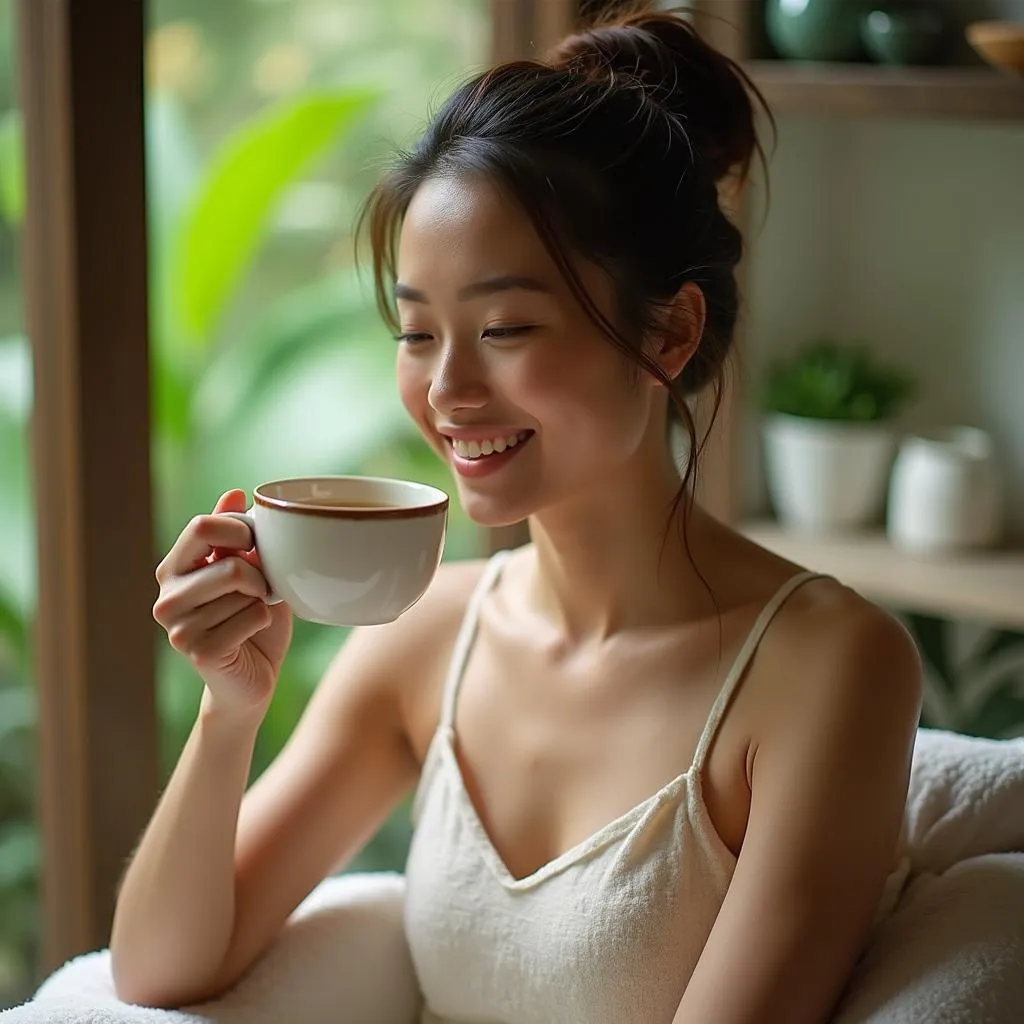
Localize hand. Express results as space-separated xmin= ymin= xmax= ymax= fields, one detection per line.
xmin=154 ymin=489 xmax=293 ymax=716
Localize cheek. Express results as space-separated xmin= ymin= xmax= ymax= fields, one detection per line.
xmin=525 ymin=343 xmax=648 ymax=453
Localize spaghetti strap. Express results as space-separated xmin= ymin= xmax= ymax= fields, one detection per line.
xmin=691 ymin=571 xmax=825 ymax=773
xmin=438 ymin=549 xmax=513 ymax=731
xmin=412 ymin=549 xmax=514 ymax=825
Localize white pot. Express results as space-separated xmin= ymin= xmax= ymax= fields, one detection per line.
xmin=762 ymin=414 xmax=896 ymax=534
xmin=887 ymin=427 xmax=1003 ymax=557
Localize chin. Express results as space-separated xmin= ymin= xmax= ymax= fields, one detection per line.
xmin=458 ymin=491 xmax=535 ymax=530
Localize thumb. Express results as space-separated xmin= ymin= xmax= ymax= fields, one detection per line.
xmin=212 ymin=488 xmax=248 ymax=515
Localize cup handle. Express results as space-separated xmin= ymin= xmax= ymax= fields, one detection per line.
xmin=219 ymin=509 xmax=283 ymax=605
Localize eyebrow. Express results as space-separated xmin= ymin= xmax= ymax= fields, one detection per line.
xmin=393 ymin=274 xmax=552 ymax=304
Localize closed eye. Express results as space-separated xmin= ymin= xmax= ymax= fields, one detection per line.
xmin=482 ymin=325 xmax=536 ymax=340
xmin=394 ymin=326 xmax=537 ymax=344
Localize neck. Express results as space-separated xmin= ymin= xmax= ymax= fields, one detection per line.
xmin=526 ymin=449 xmax=717 ymax=642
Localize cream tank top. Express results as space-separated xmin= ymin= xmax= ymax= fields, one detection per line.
xmin=404 ymin=552 xmax=825 ymax=1024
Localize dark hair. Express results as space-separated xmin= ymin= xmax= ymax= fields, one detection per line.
xmin=359 ymin=2 xmax=770 ymax=517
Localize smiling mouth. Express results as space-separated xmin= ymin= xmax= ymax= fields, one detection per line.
xmin=446 ymin=430 xmax=534 ymax=461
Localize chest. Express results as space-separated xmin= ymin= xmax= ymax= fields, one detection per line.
xmin=440 ymin=613 xmax=754 ymax=882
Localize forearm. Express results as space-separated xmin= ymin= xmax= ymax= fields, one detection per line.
xmin=110 ymin=696 xmax=264 ymax=1007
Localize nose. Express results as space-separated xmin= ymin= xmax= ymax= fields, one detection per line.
xmin=427 ymin=338 xmax=489 ymax=415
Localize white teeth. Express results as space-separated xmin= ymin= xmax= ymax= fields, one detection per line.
xmin=451 ymin=432 xmax=528 ymax=459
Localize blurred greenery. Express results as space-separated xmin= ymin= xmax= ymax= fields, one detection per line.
xmin=762 ymin=340 xmax=916 ymax=423
xmin=0 ymin=0 xmax=487 ymax=1004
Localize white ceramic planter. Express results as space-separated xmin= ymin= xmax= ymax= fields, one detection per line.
xmin=887 ymin=427 xmax=1003 ymax=557
xmin=762 ymin=414 xmax=896 ymax=534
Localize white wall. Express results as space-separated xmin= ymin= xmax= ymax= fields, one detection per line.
xmin=743 ymin=115 xmax=1024 ymax=537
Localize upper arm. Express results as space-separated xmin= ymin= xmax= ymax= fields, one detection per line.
xmin=216 ymin=562 xmax=479 ymax=988
xmin=673 ymin=602 xmax=923 ymax=1024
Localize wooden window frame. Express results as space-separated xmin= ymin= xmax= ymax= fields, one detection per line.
xmin=18 ymin=0 xmax=158 ymax=972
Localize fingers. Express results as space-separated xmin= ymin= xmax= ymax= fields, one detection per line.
xmin=154 ymin=556 xmax=269 ymax=626
xmin=165 ymin=593 xmax=270 ymax=661
xmin=185 ymin=599 xmax=274 ymax=670
xmin=157 ymin=510 xmax=254 ymax=582
xmin=213 ymin=489 xmax=247 ymax=515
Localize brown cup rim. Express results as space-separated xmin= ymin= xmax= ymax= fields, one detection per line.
xmin=253 ymin=477 xmax=449 ymax=520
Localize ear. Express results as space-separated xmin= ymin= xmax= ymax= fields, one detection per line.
xmin=647 ymin=281 xmax=705 ymax=384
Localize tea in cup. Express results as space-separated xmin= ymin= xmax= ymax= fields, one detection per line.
xmin=222 ymin=476 xmax=448 ymax=626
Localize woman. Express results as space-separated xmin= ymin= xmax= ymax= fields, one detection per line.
xmin=111 ymin=6 xmax=923 ymax=1023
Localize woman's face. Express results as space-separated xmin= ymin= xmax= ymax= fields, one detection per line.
xmin=394 ymin=173 xmax=664 ymax=527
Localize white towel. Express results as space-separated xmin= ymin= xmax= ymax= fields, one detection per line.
xmin=831 ymin=853 xmax=1024 ymax=1024
xmin=0 ymin=873 xmax=421 ymax=1024
xmin=5 ymin=728 xmax=1024 ymax=1024
xmin=902 ymin=728 xmax=1024 ymax=874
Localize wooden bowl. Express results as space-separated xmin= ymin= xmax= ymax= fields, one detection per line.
xmin=966 ymin=20 xmax=1024 ymax=76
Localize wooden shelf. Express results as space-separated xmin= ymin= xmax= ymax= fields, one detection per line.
xmin=742 ymin=520 xmax=1024 ymax=629
xmin=745 ymin=61 xmax=1024 ymax=121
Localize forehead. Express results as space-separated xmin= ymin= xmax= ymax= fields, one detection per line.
xmin=397 ymin=174 xmax=551 ymax=279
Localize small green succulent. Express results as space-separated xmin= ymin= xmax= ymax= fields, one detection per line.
xmin=762 ymin=341 xmax=915 ymax=423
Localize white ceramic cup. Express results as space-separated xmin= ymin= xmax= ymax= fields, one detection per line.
xmin=221 ymin=476 xmax=448 ymax=627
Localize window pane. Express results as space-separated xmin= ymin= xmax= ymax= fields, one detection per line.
xmin=147 ymin=0 xmax=491 ymax=872
xmin=0 ymin=0 xmax=36 ymax=1006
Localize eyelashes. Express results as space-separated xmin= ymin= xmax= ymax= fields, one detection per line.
xmin=393 ymin=325 xmax=538 ymax=345
xmin=482 ymin=325 xmax=536 ymax=340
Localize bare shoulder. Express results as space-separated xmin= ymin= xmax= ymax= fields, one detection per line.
xmin=758 ymin=577 xmax=923 ymax=742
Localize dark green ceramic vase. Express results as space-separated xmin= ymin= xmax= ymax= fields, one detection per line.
xmin=766 ymin=0 xmax=867 ymax=62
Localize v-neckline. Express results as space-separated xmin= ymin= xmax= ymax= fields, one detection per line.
xmin=439 ymin=724 xmax=694 ymax=891
xmin=418 ymin=552 xmax=820 ymax=891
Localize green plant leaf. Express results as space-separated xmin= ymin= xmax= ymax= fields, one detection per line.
xmin=0 ymin=110 xmax=24 ymax=227
xmin=191 ymin=271 xmax=383 ymax=435
xmin=173 ymin=87 xmax=379 ymax=342
xmin=0 ymin=590 xmax=28 ymax=678
xmin=762 ymin=341 xmax=915 ymax=422
xmin=157 ymin=271 xmax=399 ymax=535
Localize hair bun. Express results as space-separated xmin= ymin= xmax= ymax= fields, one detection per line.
xmin=548 ymin=7 xmax=762 ymax=183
